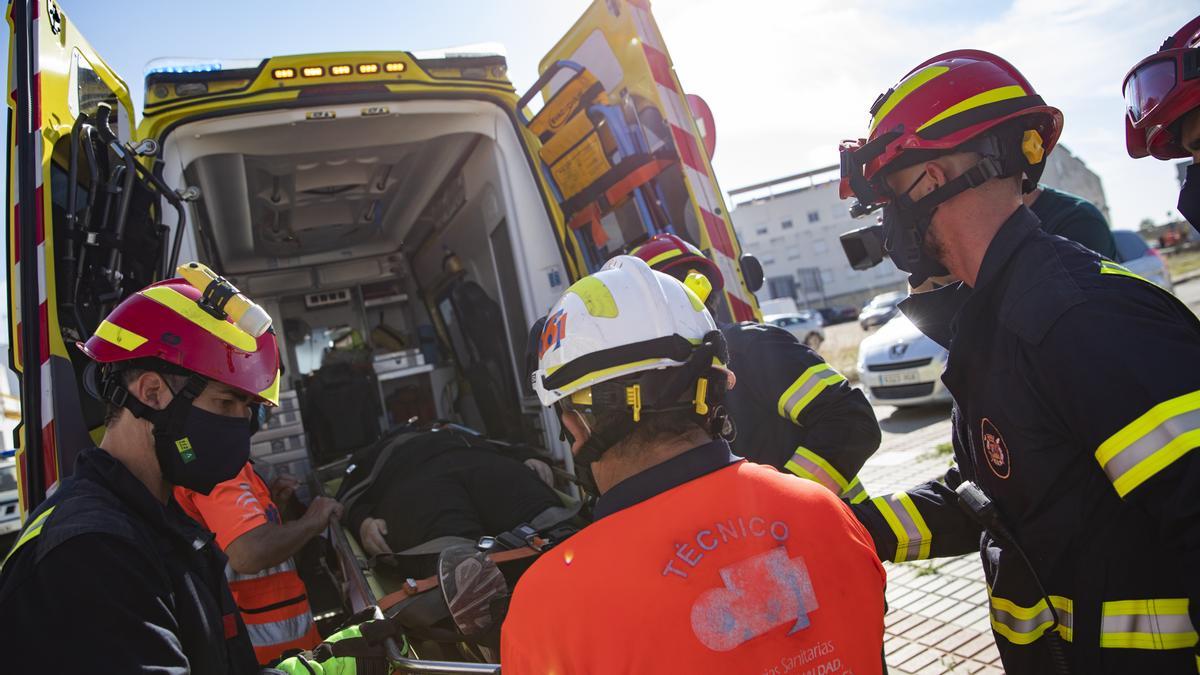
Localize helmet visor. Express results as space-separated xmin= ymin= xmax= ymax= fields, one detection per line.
xmin=1124 ymin=58 xmax=1176 ymax=126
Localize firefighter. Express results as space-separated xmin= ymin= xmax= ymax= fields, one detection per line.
xmin=503 ymin=255 xmax=886 ymax=673
xmin=0 ymin=275 xmax=277 ymax=673
xmin=630 ymin=234 xmax=880 ymax=504
xmin=838 ymin=50 xmax=1200 ymax=673
xmin=1124 ymin=14 xmax=1200 ymax=230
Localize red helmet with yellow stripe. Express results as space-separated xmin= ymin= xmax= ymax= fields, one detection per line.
xmin=840 ymin=50 xmax=1062 ymax=214
xmin=80 ymin=278 xmax=281 ymax=406
xmin=630 ymin=233 xmax=725 ymax=297
xmin=1123 ymin=15 xmax=1200 ymax=160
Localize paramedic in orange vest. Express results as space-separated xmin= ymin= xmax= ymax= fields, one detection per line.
xmin=503 ymin=256 xmax=886 ymax=673
xmin=176 ymin=463 xmax=341 ymax=664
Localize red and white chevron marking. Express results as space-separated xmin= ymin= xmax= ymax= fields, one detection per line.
xmin=11 ymin=0 xmax=58 ymax=508
xmin=629 ymin=0 xmax=756 ymax=322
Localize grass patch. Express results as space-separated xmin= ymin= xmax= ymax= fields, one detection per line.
xmin=1167 ymin=249 xmax=1200 ymax=278
xmin=920 ymin=441 xmax=954 ymax=461
xmin=825 ymin=345 xmax=861 ymax=383
xmin=912 ymin=560 xmax=942 ymax=577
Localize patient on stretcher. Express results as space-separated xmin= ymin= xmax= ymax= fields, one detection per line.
xmin=342 ymin=429 xmax=561 ymax=577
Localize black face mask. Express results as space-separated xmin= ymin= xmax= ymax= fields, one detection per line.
xmin=155 ymin=404 xmax=252 ymax=495
xmin=881 ymin=172 xmax=949 ymax=288
xmin=1178 ymin=163 xmax=1200 ymax=234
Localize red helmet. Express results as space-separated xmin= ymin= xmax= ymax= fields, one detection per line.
xmin=840 ymin=50 xmax=1063 ymax=212
xmin=1123 ymin=15 xmax=1200 ymax=160
xmin=80 ymin=278 xmax=281 ymax=405
xmin=629 ymin=233 xmax=724 ymax=296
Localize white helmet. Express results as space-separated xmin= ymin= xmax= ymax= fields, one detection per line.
xmin=532 ymin=255 xmax=718 ymax=408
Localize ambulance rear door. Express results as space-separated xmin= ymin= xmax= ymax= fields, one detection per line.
xmin=524 ymin=0 xmax=760 ymax=322
xmin=7 ymin=0 xmax=181 ymax=514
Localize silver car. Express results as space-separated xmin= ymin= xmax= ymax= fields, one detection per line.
xmin=1112 ymin=230 xmax=1173 ymax=292
xmin=764 ymin=310 xmax=825 ymax=350
xmin=857 ymin=314 xmax=952 ymax=407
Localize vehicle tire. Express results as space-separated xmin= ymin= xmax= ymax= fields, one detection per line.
xmin=804 ymin=333 xmax=823 ymax=351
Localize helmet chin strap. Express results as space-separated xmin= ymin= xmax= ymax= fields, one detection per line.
xmin=562 ymin=330 xmax=729 ymax=497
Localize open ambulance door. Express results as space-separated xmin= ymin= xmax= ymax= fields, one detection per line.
xmin=6 ymin=0 xmax=186 ymax=516
xmin=521 ymin=0 xmax=760 ymax=323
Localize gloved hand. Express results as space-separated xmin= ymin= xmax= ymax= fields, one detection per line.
xmin=271 ymin=607 xmax=406 ymax=675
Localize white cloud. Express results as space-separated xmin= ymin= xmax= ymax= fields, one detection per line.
xmin=651 ymin=0 xmax=1195 ymax=228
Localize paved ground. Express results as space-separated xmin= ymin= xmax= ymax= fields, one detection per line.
xmin=858 ymin=276 xmax=1200 ymax=674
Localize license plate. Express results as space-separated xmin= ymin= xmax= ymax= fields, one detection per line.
xmin=879 ymin=370 xmax=920 ymax=386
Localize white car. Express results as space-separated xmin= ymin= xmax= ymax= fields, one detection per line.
xmin=0 ymin=458 xmax=19 ymax=540
xmin=857 ymin=314 xmax=952 ymax=407
xmin=764 ymin=311 xmax=825 ymax=350
xmin=1112 ymin=230 xmax=1173 ymax=292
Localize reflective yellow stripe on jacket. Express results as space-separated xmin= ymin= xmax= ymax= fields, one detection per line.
xmin=989 ymin=591 xmax=1074 ymax=645
xmin=868 ymin=493 xmax=931 ymax=562
xmin=777 ymin=364 xmax=846 ymax=422
xmin=989 ymin=592 xmax=1197 ymax=652
xmin=1 ymin=506 xmax=55 ymax=569
xmin=1096 ymin=389 xmax=1200 ymax=497
xmin=1100 ymin=599 xmax=1198 ymax=650
xmin=784 ymin=446 xmax=868 ymax=504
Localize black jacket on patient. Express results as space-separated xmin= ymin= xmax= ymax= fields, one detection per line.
xmin=342 ymin=428 xmax=560 ymax=576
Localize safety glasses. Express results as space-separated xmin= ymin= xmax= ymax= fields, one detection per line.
xmin=1123 ymin=49 xmax=1200 ymax=126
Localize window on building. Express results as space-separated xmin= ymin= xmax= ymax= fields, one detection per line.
xmin=767 ymin=275 xmax=797 ymax=300
xmin=755 ymin=226 xmax=769 ymax=236
xmin=820 ymin=268 xmax=834 ymax=284
xmin=762 ymin=257 xmax=775 ymax=266
xmin=813 ymin=239 xmax=829 ymax=255
xmin=807 ymin=210 xmax=820 ymax=223
xmin=781 ymin=219 xmax=794 ymax=230
xmin=769 ymin=237 xmax=785 ymax=245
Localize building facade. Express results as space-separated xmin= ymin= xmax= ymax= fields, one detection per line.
xmin=730 ymin=144 xmax=1111 ymax=310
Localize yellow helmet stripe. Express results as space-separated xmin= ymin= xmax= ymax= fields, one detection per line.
xmin=916 ymin=84 xmax=1028 ymax=133
xmin=93 ymin=320 xmax=149 ymax=351
xmin=565 ymin=276 xmax=619 ymax=318
xmin=870 ymin=66 xmax=950 ymax=133
xmin=140 ymin=286 xmax=258 ymax=353
xmin=258 ymin=370 xmax=281 ymax=406
xmin=644 ymin=249 xmax=683 ymax=268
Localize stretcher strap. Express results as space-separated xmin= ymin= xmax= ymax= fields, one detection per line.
xmin=376 ymin=545 xmax=542 ymax=613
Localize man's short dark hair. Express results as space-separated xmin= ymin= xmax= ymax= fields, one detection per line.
xmin=103 ymin=367 xmax=189 ymax=427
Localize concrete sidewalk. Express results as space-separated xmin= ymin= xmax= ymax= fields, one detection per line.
xmin=858 ymin=409 xmax=1003 ymax=674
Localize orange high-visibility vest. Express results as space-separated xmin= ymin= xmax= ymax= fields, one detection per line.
xmin=176 ymin=465 xmax=320 ymax=665
xmin=502 ymin=460 xmax=886 ymax=674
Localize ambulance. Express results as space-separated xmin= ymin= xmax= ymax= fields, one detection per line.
xmin=7 ymin=0 xmax=763 ymax=666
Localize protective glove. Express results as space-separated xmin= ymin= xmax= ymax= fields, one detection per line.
xmin=272 ymin=607 xmax=407 ymax=675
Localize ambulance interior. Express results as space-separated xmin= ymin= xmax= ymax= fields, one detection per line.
xmin=163 ymin=99 xmax=569 ymax=470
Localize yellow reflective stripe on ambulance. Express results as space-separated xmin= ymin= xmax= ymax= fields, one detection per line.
xmin=784 ymin=447 xmax=867 ymax=503
xmin=777 ymin=364 xmax=846 ymax=422
xmin=989 ymin=591 xmax=1073 ymax=645
xmin=869 ymin=493 xmax=931 ymax=562
xmin=2 ymin=506 xmax=56 ymax=568
xmin=1099 ymin=259 xmax=1153 ymax=285
xmin=140 ymin=286 xmax=257 ymax=352
xmin=1095 ymin=389 xmax=1200 ymax=497
xmin=1100 ymin=599 xmax=1198 ymax=650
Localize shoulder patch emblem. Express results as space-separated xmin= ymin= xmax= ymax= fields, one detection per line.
xmin=981 ymin=418 xmax=1011 ymax=479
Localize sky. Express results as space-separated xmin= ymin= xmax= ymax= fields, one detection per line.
xmin=3 ymin=0 xmax=1196 ymax=234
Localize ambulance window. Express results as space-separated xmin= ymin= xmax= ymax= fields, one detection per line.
xmin=294 ymin=326 xmax=346 ymax=375
xmin=69 ymin=50 xmax=119 ymax=122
